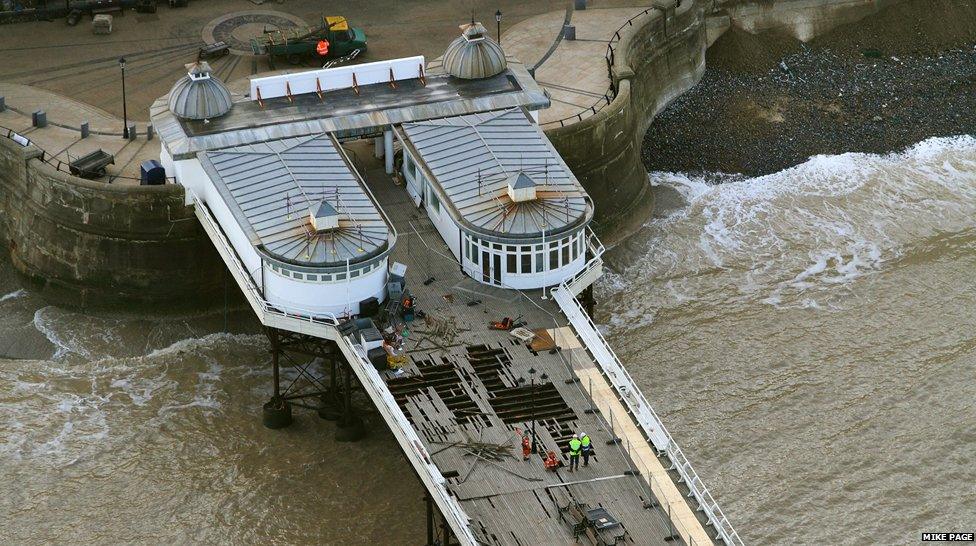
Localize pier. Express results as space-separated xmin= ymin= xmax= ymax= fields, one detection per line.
xmin=151 ymin=25 xmax=741 ymax=545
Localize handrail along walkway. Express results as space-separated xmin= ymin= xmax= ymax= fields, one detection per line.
xmin=192 ymin=192 xmax=479 ymax=545
xmin=551 ymin=254 xmax=744 ymax=546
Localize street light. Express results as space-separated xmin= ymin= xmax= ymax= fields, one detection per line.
xmin=523 ymin=367 xmax=548 ymax=454
xmin=495 ymin=10 xmax=502 ymax=44
xmin=118 ymin=57 xmax=129 ymax=139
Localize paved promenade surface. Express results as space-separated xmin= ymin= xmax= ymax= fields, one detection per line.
xmin=504 ymin=3 xmax=656 ymax=127
xmin=0 ymin=0 xmax=564 ymax=121
xmin=0 ymin=84 xmax=159 ymax=184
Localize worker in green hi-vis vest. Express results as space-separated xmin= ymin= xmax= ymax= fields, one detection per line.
xmin=580 ymin=432 xmax=593 ymax=467
xmin=568 ymin=434 xmax=582 ymax=472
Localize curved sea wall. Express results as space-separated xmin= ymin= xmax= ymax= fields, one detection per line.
xmin=546 ymin=1 xmax=707 ymax=240
xmin=0 ymin=135 xmax=223 ymax=309
xmin=0 ymin=0 xmax=908 ymax=307
xmin=545 ymin=0 xmax=905 ymax=241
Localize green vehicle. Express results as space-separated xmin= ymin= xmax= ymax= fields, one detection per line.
xmin=250 ymin=16 xmax=367 ymax=68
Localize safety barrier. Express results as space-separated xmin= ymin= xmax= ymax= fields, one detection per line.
xmin=193 ymin=192 xmax=478 ymax=544
xmin=551 ymin=262 xmax=744 ymax=545
xmin=1 ymin=125 xmax=176 ymax=185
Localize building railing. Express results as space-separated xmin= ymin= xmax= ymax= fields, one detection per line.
xmin=336 ymin=337 xmax=479 ymax=545
xmin=1 ymin=125 xmax=177 ymax=185
xmin=551 ymin=263 xmax=744 ymax=546
xmin=540 ymin=6 xmax=664 ymax=129
xmin=560 ymin=226 xmax=605 ymax=295
xmin=195 ymin=192 xmax=478 ymax=544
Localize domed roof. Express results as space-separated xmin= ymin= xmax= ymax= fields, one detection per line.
xmin=168 ymin=62 xmax=232 ymax=121
xmin=442 ymin=22 xmax=507 ymax=80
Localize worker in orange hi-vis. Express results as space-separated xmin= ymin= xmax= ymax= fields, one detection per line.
xmin=521 ymin=430 xmax=531 ymax=461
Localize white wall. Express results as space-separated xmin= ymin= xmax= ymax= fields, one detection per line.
xmin=175 ymin=158 xmax=263 ymax=283
xmin=263 ymin=258 xmax=389 ymax=317
xmin=460 ymin=229 xmax=587 ymax=290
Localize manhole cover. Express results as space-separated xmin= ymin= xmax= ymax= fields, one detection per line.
xmin=202 ymin=10 xmax=308 ymax=56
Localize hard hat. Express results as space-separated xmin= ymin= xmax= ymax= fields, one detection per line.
xmin=572 ymin=433 xmax=578 ymax=438
xmin=580 ymin=432 xmax=586 ymax=437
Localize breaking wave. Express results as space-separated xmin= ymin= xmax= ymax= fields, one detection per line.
xmin=604 ymin=135 xmax=976 ymax=321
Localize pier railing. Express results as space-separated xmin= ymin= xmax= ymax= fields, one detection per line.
xmin=336 ymin=337 xmax=479 ymax=545
xmin=551 ymin=269 xmax=744 ymax=546
xmin=192 ymin=194 xmax=342 ymax=330
xmin=193 ymin=192 xmax=478 ymax=544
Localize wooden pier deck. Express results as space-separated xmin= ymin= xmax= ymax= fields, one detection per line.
xmin=354 ymin=147 xmax=714 ymax=546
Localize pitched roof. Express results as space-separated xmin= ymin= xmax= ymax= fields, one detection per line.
xmin=400 ymin=108 xmax=591 ymax=238
xmin=199 ymin=134 xmax=391 ymax=267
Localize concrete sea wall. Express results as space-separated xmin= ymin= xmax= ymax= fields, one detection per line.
xmin=0 ymin=0 xmax=908 ymax=307
xmin=546 ymin=0 xmax=904 ymax=241
xmin=546 ymin=1 xmax=707 ymax=241
xmin=0 ymin=135 xmax=223 ymax=309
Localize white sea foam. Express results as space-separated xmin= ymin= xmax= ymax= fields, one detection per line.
xmin=607 ymin=135 xmax=976 ymax=318
xmin=0 ymin=289 xmax=25 ymax=302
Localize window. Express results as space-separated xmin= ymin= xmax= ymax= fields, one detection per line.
xmin=562 ymin=243 xmax=570 ymax=265
xmin=351 ymin=269 xmax=360 ymax=278
xmin=294 ymin=272 xmax=304 ymax=280
xmin=429 ymin=186 xmax=440 ymax=215
xmin=535 ymin=251 xmax=544 ymax=272
xmin=336 ymin=272 xmax=346 ymax=280
xmin=550 ymin=248 xmax=559 ymax=270
xmin=307 ymin=274 xmax=318 ymax=281
xmin=507 ymin=253 xmax=517 ymax=274
xmin=521 ymin=253 xmax=531 ymax=274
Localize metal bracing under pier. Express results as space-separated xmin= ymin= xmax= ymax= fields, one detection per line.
xmin=262 ymin=327 xmax=366 ymax=440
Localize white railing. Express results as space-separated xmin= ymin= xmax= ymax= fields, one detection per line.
xmin=551 ymin=264 xmax=744 ymax=546
xmin=193 ymin=193 xmax=478 ymax=544
xmin=335 ymin=337 xmax=479 ymax=545
xmin=562 ymin=226 xmax=606 ymax=296
xmin=192 ymin=195 xmax=342 ymax=328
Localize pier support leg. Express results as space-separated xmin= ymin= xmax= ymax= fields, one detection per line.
xmin=425 ymin=493 xmax=435 ymax=546
xmin=581 ymin=284 xmax=596 ymax=317
xmin=384 ymin=129 xmax=394 ymax=174
xmin=260 ymin=329 xmax=366 ymax=437
xmin=317 ymin=353 xmax=341 ymax=421
xmin=335 ymin=354 xmax=367 ymax=442
xmin=262 ymin=328 xmax=293 ymax=429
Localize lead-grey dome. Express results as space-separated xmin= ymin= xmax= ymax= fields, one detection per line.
xmin=442 ymin=22 xmax=507 ymax=80
xmin=168 ymin=62 xmax=232 ymax=120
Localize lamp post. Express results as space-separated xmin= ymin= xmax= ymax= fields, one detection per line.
xmin=118 ymin=57 xmax=129 ymax=139
xmin=522 ymin=367 xmax=548 ymax=454
xmin=495 ymin=10 xmax=502 ymax=44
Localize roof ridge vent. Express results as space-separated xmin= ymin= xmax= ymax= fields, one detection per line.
xmin=507 ymin=171 xmax=537 ymax=203
xmin=309 ymin=199 xmax=340 ymax=232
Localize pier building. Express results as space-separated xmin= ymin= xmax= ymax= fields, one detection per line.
xmin=149 ymin=23 xmax=741 ymax=546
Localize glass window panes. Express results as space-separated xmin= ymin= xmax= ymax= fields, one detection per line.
xmin=562 ymin=244 xmax=570 ymax=265
xmin=535 ymin=252 xmax=544 ymax=272
xmin=507 ymin=253 xmax=516 ymax=274
xmin=521 ymin=253 xmax=531 ymax=274
xmin=550 ymin=248 xmax=559 ymax=270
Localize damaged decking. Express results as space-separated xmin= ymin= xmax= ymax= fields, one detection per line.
xmin=357 ymin=152 xmax=713 ymax=546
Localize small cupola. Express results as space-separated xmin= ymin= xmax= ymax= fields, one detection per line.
xmin=168 ymin=61 xmax=233 ymax=121
xmin=442 ymin=22 xmax=507 ymax=80
xmin=309 ymin=200 xmax=340 ymax=232
xmin=507 ymin=171 xmax=537 ymax=203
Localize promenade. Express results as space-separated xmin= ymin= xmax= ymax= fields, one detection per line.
xmin=503 ymin=2 xmax=658 ymax=127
